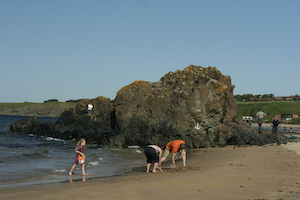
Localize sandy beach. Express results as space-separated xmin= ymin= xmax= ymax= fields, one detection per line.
xmin=1 ymin=143 xmax=300 ymax=200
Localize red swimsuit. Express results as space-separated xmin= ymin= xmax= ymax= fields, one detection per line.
xmin=74 ymin=145 xmax=84 ymax=164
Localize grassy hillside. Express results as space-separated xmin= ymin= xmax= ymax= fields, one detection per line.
xmin=236 ymin=101 xmax=300 ymax=124
xmin=0 ymin=102 xmax=76 ymax=117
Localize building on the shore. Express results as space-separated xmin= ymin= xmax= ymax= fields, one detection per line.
xmin=277 ymin=114 xmax=299 ymax=121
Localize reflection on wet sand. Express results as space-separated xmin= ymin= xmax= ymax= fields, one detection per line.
xmin=69 ymin=175 xmax=86 ymax=183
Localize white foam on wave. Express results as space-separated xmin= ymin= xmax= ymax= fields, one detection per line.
xmin=128 ymin=145 xmax=140 ymax=149
xmin=135 ymin=149 xmax=142 ymax=154
xmin=88 ymin=161 xmax=100 ymax=166
xmin=53 ymin=169 xmax=66 ymax=173
xmin=45 ymin=137 xmax=64 ymax=142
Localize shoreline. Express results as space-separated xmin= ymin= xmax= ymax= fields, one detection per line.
xmin=2 ymin=143 xmax=300 ymax=200
xmin=0 ymin=144 xmax=146 ymax=190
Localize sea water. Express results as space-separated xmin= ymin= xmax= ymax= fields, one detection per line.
xmin=0 ymin=115 xmax=145 ymax=189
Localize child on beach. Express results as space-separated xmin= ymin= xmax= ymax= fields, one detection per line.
xmin=144 ymin=145 xmax=163 ymax=173
xmin=69 ymin=138 xmax=87 ymax=176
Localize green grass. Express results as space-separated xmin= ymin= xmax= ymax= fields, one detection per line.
xmin=236 ymin=101 xmax=300 ymax=123
xmin=0 ymin=102 xmax=76 ymax=109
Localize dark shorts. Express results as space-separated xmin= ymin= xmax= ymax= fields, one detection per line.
xmin=144 ymin=147 xmax=159 ymax=163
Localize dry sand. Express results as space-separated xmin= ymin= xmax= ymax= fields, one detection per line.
xmin=1 ymin=143 xmax=300 ymax=200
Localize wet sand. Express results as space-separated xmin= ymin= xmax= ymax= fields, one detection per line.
xmin=1 ymin=143 xmax=300 ymax=200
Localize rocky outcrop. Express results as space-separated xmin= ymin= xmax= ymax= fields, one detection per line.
xmin=10 ymin=116 xmax=54 ymax=136
xmin=53 ymin=97 xmax=114 ymax=142
xmin=10 ymin=65 xmax=276 ymax=148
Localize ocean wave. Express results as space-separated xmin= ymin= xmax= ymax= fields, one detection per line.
xmin=45 ymin=137 xmax=64 ymax=142
xmin=22 ymin=152 xmax=49 ymax=159
xmin=88 ymin=161 xmax=100 ymax=166
xmin=53 ymin=169 xmax=66 ymax=173
xmin=135 ymin=149 xmax=142 ymax=153
xmin=98 ymin=157 xmax=103 ymax=161
xmin=87 ymin=157 xmax=103 ymax=167
xmin=4 ymin=151 xmax=49 ymax=162
xmin=1 ymin=143 xmax=27 ymax=148
xmin=128 ymin=145 xmax=140 ymax=149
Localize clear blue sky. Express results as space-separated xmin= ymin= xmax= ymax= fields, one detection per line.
xmin=1 ymin=0 xmax=299 ymax=103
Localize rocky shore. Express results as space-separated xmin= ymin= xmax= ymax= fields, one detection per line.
xmin=10 ymin=65 xmax=280 ymax=148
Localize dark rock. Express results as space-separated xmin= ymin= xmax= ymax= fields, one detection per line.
xmin=10 ymin=65 xmax=279 ymax=148
xmin=53 ymin=97 xmax=114 ymax=143
xmin=10 ymin=116 xmax=39 ymax=133
xmin=10 ymin=116 xmax=54 ymax=136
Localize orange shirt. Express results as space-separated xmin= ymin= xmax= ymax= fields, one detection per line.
xmin=166 ymin=140 xmax=185 ymax=153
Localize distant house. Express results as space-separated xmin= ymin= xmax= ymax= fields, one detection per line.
xmin=277 ymin=114 xmax=299 ymax=121
xmin=250 ymin=97 xmax=274 ymax=101
xmin=275 ymin=96 xmax=300 ymax=101
xmin=275 ymin=97 xmax=284 ymax=100
xmin=285 ymin=95 xmax=300 ymax=100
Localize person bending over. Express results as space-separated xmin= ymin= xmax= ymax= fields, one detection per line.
xmin=161 ymin=139 xmax=186 ymax=168
xmin=144 ymin=145 xmax=163 ymax=173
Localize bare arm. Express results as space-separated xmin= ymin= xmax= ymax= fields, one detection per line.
xmin=75 ymin=148 xmax=84 ymax=155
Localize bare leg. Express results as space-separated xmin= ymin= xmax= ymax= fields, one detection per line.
xmin=146 ymin=163 xmax=151 ymax=173
xmin=153 ymin=163 xmax=158 ymax=173
xmin=182 ymin=150 xmax=186 ymax=167
xmin=82 ymin=163 xmax=87 ymax=175
xmin=69 ymin=164 xmax=77 ymax=175
xmin=161 ymin=157 xmax=167 ymax=162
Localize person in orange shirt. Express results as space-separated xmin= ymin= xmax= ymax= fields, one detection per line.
xmin=160 ymin=139 xmax=186 ymax=169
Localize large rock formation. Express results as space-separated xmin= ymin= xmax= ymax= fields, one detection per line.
xmin=11 ymin=65 xmax=274 ymax=148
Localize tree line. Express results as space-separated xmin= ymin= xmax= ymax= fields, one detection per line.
xmin=43 ymin=99 xmax=84 ymax=103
